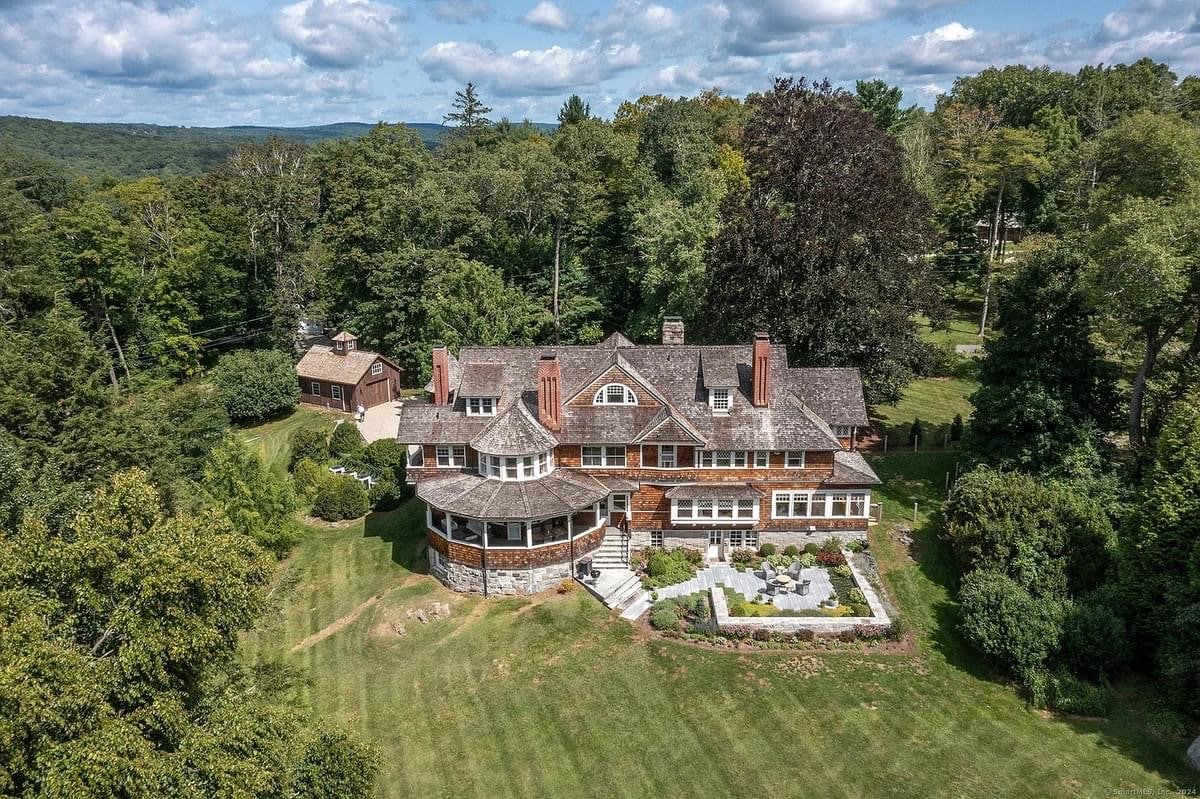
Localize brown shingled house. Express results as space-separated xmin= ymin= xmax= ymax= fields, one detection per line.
xmin=397 ymin=319 xmax=878 ymax=599
xmin=296 ymin=331 xmax=403 ymax=412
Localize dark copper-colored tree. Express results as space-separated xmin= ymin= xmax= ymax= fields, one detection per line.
xmin=702 ymin=78 xmax=939 ymax=402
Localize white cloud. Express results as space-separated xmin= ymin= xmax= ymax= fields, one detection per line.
xmin=276 ymin=0 xmax=407 ymax=69
xmin=419 ymin=39 xmax=641 ymax=94
xmin=522 ymin=1 xmax=571 ymax=31
xmin=423 ymin=0 xmax=491 ymax=24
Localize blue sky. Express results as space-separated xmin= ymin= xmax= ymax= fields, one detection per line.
xmin=0 ymin=0 xmax=1196 ymax=126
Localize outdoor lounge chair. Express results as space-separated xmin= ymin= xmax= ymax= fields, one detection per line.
xmin=761 ymin=561 xmax=777 ymax=581
xmin=786 ymin=561 xmax=803 ymax=581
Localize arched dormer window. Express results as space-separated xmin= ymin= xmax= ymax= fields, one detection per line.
xmin=593 ymin=383 xmax=637 ymax=405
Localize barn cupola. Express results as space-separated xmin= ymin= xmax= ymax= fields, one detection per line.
xmin=332 ymin=330 xmax=358 ymax=356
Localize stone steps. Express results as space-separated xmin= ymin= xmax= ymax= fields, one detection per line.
xmin=577 ymin=567 xmax=645 ymax=611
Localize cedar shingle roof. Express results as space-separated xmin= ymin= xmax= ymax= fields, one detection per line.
xmin=663 ymin=483 xmax=763 ymax=499
xmin=399 ymin=338 xmax=868 ymax=449
xmin=825 ymin=450 xmax=881 ymax=485
xmin=469 ymin=401 xmax=558 ymax=456
xmin=417 ymin=470 xmax=614 ymax=520
xmin=296 ymin=345 xmax=387 ymax=385
xmin=700 ymin=348 xmax=737 ymax=388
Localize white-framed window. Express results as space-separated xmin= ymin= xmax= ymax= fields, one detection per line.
xmin=672 ymin=497 xmax=758 ymax=522
xmin=710 ymin=387 xmax=732 ymax=413
xmin=347 ymin=340 xmax=356 ymax=351
xmin=850 ymin=493 xmax=867 ymax=516
xmin=330 ymin=385 xmax=343 ymax=402
xmin=436 ymin=445 xmax=466 ymax=467
xmin=522 ymin=456 xmax=536 ymax=478
xmin=773 ymin=491 xmax=812 ymax=518
xmin=745 ymin=530 xmax=759 ymax=549
xmin=466 ymin=397 xmax=496 ymax=416
xmin=650 ymin=530 xmax=664 ymax=548
xmin=310 ymin=381 xmax=321 ymax=396
xmin=659 ymin=445 xmax=676 ymax=468
xmin=593 ymin=383 xmax=637 ymax=405
xmin=728 ymin=530 xmax=743 ymax=548
xmin=699 ymin=450 xmax=747 ymax=468
xmin=582 ymin=445 xmax=626 ymax=467
xmin=754 ymin=450 xmax=769 ymax=467
xmin=480 ymin=451 xmax=553 ymax=480
xmin=538 ymin=452 xmax=550 ymax=475
xmin=835 ymin=425 xmax=854 ymax=437
xmin=830 ymin=493 xmax=849 ymax=517
xmin=335 ymin=340 xmax=344 ymax=351
xmin=371 ymin=362 xmax=383 ymax=376
xmin=785 ymin=450 xmax=805 ymax=468
xmin=610 ymin=493 xmax=630 ymax=513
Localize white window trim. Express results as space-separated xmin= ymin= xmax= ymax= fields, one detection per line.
xmin=658 ymin=444 xmax=677 ymax=469
xmin=754 ymin=450 xmax=769 ymax=467
xmin=593 ymin=383 xmax=638 ymax=406
xmin=330 ymin=384 xmax=343 ymax=401
xmin=435 ymin=445 xmax=466 ymax=468
xmin=785 ymin=450 xmax=806 ymax=468
xmin=835 ymin=425 xmax=855 ymax=438
xmin=698 ymin=450 xmax=748 ymax=469
xmin=581 ymin=445 xmax=627 ymax=468
xmin=465 ymin=397 xmax=497 ymax=416
xmin=371 ymin=362 xmax=383 ymax=376
xmin=770 ymin=490 xmax=871 ymax=519
xmin=670 ymin=497 xmax=759 ymax=523
xmin=310 ymin=381 xmax=321 ymax=396
xmin=710 ymin=387 xmax=732 ymax=413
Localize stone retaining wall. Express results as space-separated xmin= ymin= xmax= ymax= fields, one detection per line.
xmin=628 ymin=527 xmax=867 ymax=552
xmin=427 ymin=527 xmax=604 ymax=596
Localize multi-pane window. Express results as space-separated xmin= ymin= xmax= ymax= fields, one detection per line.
xmin=480 ymin=452 xmax=552 ymax=480
xmin=672 ymin=497 xmax=758 ymax=521
xmin=436 ymin=445 xmax=466 ymax=467
xmin=754 ymin=450 xmax=769 ymax=467
xmin=610 ymin=493 xmax=629 ymax=513
xmin=830 ymin=494 xmax=849 ymax=517
xmin=785 ymin=450 xmax=805 ymax=468
xmin=522 ymin=456 xmax=536 ymax=478
xmin=310 ymin=381 xmax=321 ymax=396
xmin=835 ymin=426 xmax=854 ymax=437
xmin=849 ymin=493 xmax=867 ymax=516
xmin=650 ymin=530 xmax=664 ymax=548
xmin=710 ymin=387 xmax=732 ymax=413
xmin=773 ymin=491 xmax=811 ymax=518
xmin=466 ymin=397 xmax=496 ymax=416
xmin=745 ymin=530 xmax=759 ymax=549
xmin=538 ymin=452 xmax=550 ymax=474
xmin=371 ymin=362 xmax=383 ymax=376
xmin=330 ymin=385 xmax=343 ymax=401
xmin=505 ymin=459 xmax=519 ymax=479
xmin=593 ymin=383 xmax=637 ymax=405
xmin=728 ymin=530 xmax=743 ymax=548
xmin=700 ymin=450 xmax=747 ymax=468
xmin=659 ymin=445 xmax=677 ymax=468
xmin=582 ymin=445 xmax=626 ymax=467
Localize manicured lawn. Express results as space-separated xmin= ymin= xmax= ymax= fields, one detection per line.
xmin=871 ymin=372 xmax=978 ymax=447
xmin=238 ymin=405 xmax=342 ymax=476
xmin=240 ymin=451 xmax=1197 ymax=797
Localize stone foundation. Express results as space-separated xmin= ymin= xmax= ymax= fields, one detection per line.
xmin=628 ymin=527 xmax=867 ymax=552
xmin=428 ymin=528 xmax=603 ymax=596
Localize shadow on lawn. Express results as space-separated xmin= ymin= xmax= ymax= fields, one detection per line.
xmin=363 ymin=501 xmax=429 ymax=574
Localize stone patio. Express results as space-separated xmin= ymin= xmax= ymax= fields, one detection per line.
xmin=653 ymin=563 xmax=835 ymax=611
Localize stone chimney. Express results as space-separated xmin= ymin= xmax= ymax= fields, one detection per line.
xmin=432 ymin=345 xmax=450 ymax=406
xmin=661 ymin=316 xmax=685 ymax=345
xmin=537 ymin=352 xmax=562 ymax=432
xmin=752 ymin=330 xmax=770 ymax=407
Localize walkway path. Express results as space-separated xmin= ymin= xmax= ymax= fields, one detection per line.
xmin=654 ymin=564 xmax=833 ymax=612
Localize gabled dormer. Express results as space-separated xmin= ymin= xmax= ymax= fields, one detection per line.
xmin=700 ymin=348 xmax=737 ymax=414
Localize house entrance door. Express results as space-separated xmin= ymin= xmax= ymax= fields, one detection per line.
xmin=706 ymin=530 xmax=722 ymax=562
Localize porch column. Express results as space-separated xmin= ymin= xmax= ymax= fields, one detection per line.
xmin=525 ymin=521 xmax=532 ymax=548
xmin=480 ymin=520 xmax=489 ymax=598
xmin=568 ymin=513 xmax=575 ymax=576
xmin=444 ymin=511 xmax=452 ymax=538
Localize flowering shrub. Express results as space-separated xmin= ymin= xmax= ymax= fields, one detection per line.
xmin=816 ymin=548 xmax=847 ymax=567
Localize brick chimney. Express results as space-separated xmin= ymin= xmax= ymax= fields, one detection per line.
xmin=661 ymin=316 xmax=685 ymax=345
xmin=432 ymin=345 xmax=450 ymax=406
xmin=752 ymin=331 xmax=770 ymax=407
xmin=537 ymin=352 xmax=562 ymax=432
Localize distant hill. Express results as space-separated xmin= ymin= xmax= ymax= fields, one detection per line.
xmin=0 ymin=116 xmax=550 ymax=179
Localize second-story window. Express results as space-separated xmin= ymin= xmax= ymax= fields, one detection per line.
xmin=754 ymin=450 xmax=769 ymax=467
xmin=700 ymin=450 xmax=747 ymax=468
xmin=785 ymin=451 xmax=806 ymax=468
xmin=710 ymin=387 xmax=732 ymax=413
xmin=582 ymin=445 xmax=626 ymax=467
xmin=835 ymin=425 xmax=854 ymax=437
xmin=593 ymin=383 xmax=637 ymax=405
xmin=436 ymin=445 xmax=466 ymax=467
xmin=466 ymin=397 xmax=496 ymax=416
xmin=659 ymin=445 xmax=676 ymax=468
xmin=371 ymin=362 xmax=383 ymax=376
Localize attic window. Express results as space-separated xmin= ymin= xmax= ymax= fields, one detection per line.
xmin=335 ymin=341 xmax=344 ymax=351
xmin=710 ymin=387 xmax=731 ymax=413
xmin=466 ymin=397 xmax=496 ymax=416
xmin=835 ymin=425 xmax=854 ymax=437
xmin=594 ymin=383 xmax=637 ymax=405
xmin=347 ymin=340 xmax=356 ymax=351
xmin=371 ymin=362 xmax=383 ymax=376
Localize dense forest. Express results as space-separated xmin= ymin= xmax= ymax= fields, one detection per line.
xmin=2 ymin=58 xmax=1200 ymax=793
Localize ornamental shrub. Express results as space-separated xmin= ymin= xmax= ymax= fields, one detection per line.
xmin=368 ymin=480 xmax=406 ymax=512
xmin=1026 ymin=668 xmax=1113 ymax=717
xmin=959 ymin=570 xmax=1064 ymax=679
xmin=312 ymin=475 xmax=369 ymax=521
xmin=364 ymin=438 xmax=407 ymax=484
xmin=643 ymin=550 xmax=695 ymax=588
xmin=850 ymin=604 xmax=871 ymax=617
xmin=1060 ymin=596 xmax=1129 ymax=680
xmin=908 ymin=418 xmax=923 ymax=446
xmin=211 ymin=349 xmax=299 ymax=423
xmin=783 ymin=544 xmax=799 ymax=557
xmin=293 ymin=458 xmax=326 ymax=499
xmin=848 ymin=588 xmax=867 ymax=605
xmin=758 ymin=543 xmax=776 ymax=557
xmin=798 ymin=553 xmax=817 ymax=568
xmin=730 ymin=547 xmax=756 ymax=564
xmin=816 ymin=549 xmax=846 ymax=567
xmin=290 ymin=429 xmax=330 ymax=470
xmin=950 ymin=413 xmax=965 ymax=443
xmin=803 ymin=543 xmax=819 ymax=556
xmin=650 ymin=603 xmax=681 ymax=631
xmin=329 ymin=422 xmax=365 ymax=458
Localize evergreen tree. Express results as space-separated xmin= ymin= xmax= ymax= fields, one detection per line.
xmin=443 ymin=82 xmax=493 ymax=130
xmin=967 ymin=243 xmax=1116 ymax=471
xmin=557 ymin=94 xmax=591 ymax=126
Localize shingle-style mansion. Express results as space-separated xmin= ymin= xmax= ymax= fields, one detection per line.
xmin=397 ymin=318 xmax=879 ymax=597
